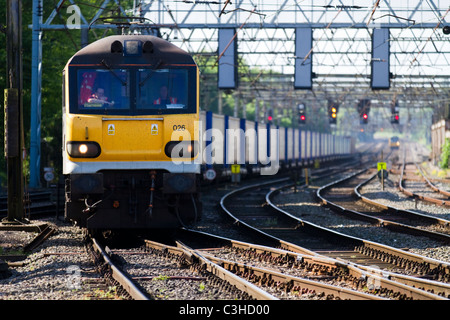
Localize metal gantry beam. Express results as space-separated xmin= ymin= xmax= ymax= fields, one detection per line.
xmin=139 ymin=0 xmax=448 ymax=29
xmin=28 ymin=0 xmax=450 ymax=187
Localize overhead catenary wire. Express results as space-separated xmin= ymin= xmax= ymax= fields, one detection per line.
xmin=410 ymin=7 xmax=450 ymax=67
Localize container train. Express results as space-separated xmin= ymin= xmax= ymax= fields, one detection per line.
xmin=199 ymin=111 xmax=353 ymax=179
xmin=62 ymin=35 xmax=353 ymax=232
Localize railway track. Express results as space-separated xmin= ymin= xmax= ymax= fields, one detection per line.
xmin=356 ymin=170 xmax=450 ymax=234
xmin=5 ymin=142 xmax=448 ymax=301
xmin=400 ymin=162 xmax=450 ymax=207
xmin=219 ymin=171 xmax=450 ymax=299
xmin=84 ymin=163 xmax=396 ymax=301
xmin=95 ymin=228 xmax=393 ymax=301
xmin=89 ymin=234 xmax=273 ymax=300
xmin=319 ymin=169 xmax=450 ymax=241
xmin=88 ymin=238 xmax=148 ymax=300
xmin=150 ymin=232 xmax=388 ymax=300
xmin=394 ymin=144 xmax=450 ymax=208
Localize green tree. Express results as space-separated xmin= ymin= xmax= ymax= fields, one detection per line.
xmin=439 ymin=138 xmax=450 ymax=169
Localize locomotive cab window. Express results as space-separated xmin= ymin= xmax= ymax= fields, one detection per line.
xmin=70 ymin=66 xmax=196 ymax=115
xmin=137 ymin=69 xmax=188 ymax=111
xmin=77 ymin=69 xmax=130 ymax=112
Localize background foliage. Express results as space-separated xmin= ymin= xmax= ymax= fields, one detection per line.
xmin=439 ymin=138 xmax=450 ymax=169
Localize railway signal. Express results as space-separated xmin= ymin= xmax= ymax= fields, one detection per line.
xmin=328 ymin=101 xmax=339 ymax=124
xmin=444 ymin=25 xmax=450 ymax=35
xmin=329 ymin=106 xmax=337 ymax=123
xmin=362 ymin=113 xmax=368 ymax=124
xmin=391 ymin=113 xmax=399 ymax=124
xmin=298 ymin=103 xmax=306 ymax=125
xmin=266 ymin=108 xmax=273 ymax=124
xmin=391 ymin=99 xmax=399 ymax=124
xmin=358 ymin=99 xmax=370 ymax=124
xmin=5 ymin=0 xmax=25 ymax=223
xmin=299 ymin=114 xmax=306 ymax=124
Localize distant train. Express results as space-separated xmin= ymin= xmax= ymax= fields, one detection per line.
xmin=62 ymin=35 xmax=354 ymax=232
xmin=389 ymin=136 xmax=400 ymax=149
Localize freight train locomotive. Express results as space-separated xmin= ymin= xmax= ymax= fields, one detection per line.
xmin=63 ymin=35 xmax=201 ymax=231
xmin=389 ymin=136 xmax=400 ymax=149
xmin=63 ymin=35 xmax=354 ymax=233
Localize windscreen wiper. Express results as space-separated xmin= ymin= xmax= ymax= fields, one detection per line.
xmin=139 ymin=60 xmax=163 ymax=87
xmin=101 ymin=59 xmax=127 ymax=86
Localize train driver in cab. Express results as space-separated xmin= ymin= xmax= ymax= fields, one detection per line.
xmin=88 ymin=87 xmax=115 ymax=106
xmin=153 ymin=85 xmax=177 ymax=106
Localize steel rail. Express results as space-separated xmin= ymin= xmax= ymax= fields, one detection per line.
xmin=198 ymin=250 xmax=387 ymax=300
xmin=178 ymin=228 xmax=343 ymax=271
xmin=355 ymin=171 xmax=450 ymax=230
xmin=399 ymin=161 xmax=450 ymax=207
xmin=219 ymin=173 xmax=449 ymax=299
xmin=180 ymin=228 xmax=449 ymax=300
xmin=218 ymin=164 xmax=368 ymax=246
xmin=318 ymin=168 xmax=450 ymax=243
xmin=0 ymin=190 xmax=59 ymax=217
xmin=316 ymin=169 xmax=450 ymax=268
xmin=145 ymin=239 xmax=278 ymax=300
xmin=267 ymin=174 xmax=450 ymax=298
xmin=23 ymin=225 xmax=56 ymax=252
xmin=416 ymin=164 xmax=450 ymax=198
xmin=91 ymin=238 xmax=150 ymax=300
xmin=174 ymin=234 xmax=431 ymax=300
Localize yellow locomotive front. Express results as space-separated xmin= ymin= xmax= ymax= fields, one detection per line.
xmin=63 ymin=35 xmax=201 ymax=231
xmin=389 ymin=136 xmax=400 ymax=149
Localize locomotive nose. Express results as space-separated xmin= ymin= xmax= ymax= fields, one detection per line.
xmin=101 ymin=118 xmax=164 ymax=160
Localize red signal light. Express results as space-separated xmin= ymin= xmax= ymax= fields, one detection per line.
xmin=268 ymin=116 xmax=273 ymax=121
xmin=395 ymin=114 xmax=399 ymax=120
xmin=300 ymin=115 xmax=305 ymax=121
xmin=363 ymin=113 xmax=368 ymax=119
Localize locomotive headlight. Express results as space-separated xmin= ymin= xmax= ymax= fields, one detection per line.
xmin=165 ymin=141 xmax=198 ymax=159
xmin=78 ymin=144 xmax=88 ymax=154
xmin=67 ymin=141 xmax=101 ymax=158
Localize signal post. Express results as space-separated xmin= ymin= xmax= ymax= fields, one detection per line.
xmin=1 ymin=0 xmax=46 ymax=232
xmin=3 ymin=0 xmax=24 ymax=225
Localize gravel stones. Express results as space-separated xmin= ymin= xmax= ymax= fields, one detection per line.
xmin=114 ymin=249 xmax=244 ymax=300
xmin=0 ymin=218 xmax=101 ymax=300
xmin=272 ymin=173 xmax=450 ymax=264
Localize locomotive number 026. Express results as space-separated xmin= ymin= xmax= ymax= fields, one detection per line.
xmin=173 ymin=124 xmax=186 ymax=131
